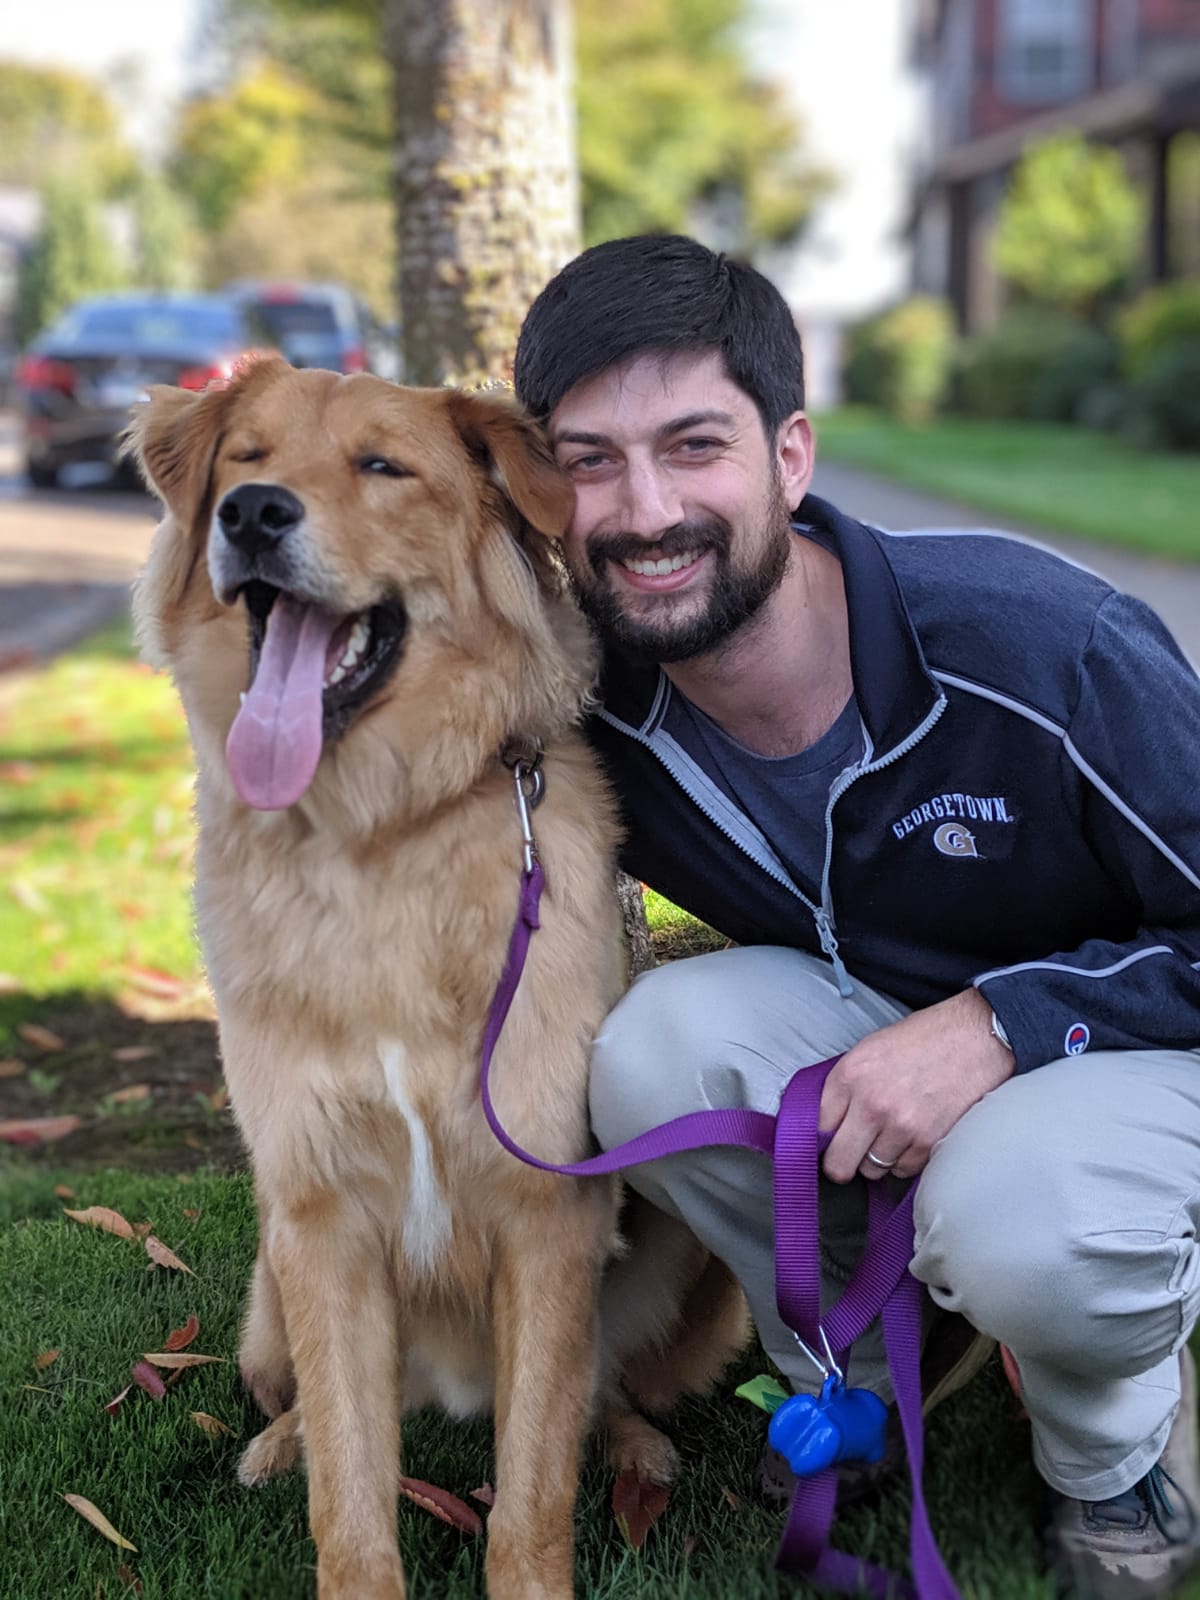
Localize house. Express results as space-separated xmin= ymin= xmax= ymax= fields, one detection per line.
xmin=910 ymin=0 xmax=1200 ymax=331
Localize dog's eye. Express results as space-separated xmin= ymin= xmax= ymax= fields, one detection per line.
xmin=359 ymin=456 xmax=410 ymax=479
xmin=232 ymin=448 xmax=267 ymax=464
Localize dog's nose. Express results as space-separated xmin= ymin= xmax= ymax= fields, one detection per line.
xmin=216 ymin=484 xmax=304 ymax=555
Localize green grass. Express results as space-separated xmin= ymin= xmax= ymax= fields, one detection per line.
xmin=1 ymin=1162 xmax=1067 ymax=1600
xmin=814 ymin=408 xmax=1200 ymax=561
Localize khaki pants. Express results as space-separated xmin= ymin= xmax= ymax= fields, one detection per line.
xmin=590 ymin=945 xmax=1200 ymax=1500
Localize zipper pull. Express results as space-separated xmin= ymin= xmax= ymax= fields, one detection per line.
xmin=814 ymin=908 xmax=854 ymax=998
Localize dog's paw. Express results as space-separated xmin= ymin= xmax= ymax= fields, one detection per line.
xmin=239 ymin=1360 xmax=295 ymax=1421
xmin=605 ymin=1413 xmax=681 ymax=1487
xmin=237 ymin=1409 xmax=304 ymax=1486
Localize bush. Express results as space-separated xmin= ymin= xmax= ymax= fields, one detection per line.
xmin=951 ymin=308 xmax=1113 ymax=422
xmin=842 ymin=296 xmax=955 ymax=423
xmin=1136 ymin=338 xmax=1200 ymax=449
xmin=1118 ymin=282 xmax=1200 ymax=380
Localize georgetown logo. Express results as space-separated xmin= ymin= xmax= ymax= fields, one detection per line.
xmin=933 ymin=822 xmax=978 ymax=858
xmin=892 ymin=791 xmax=1015 ymax=860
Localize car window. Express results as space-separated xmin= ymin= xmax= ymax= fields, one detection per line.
xmin=55 ymin=303 xmax=244 ymax=347
xmin=249 ymin=302 xmax=340 ymax=340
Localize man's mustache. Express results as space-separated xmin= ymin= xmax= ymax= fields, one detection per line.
xmin=586 ymin=519 xmax=730 ymax=572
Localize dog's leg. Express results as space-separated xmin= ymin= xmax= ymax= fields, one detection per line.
xmin=239 ymin=1231 xmax=296 ymax=1419
xmin=486 ymin=1203 xmax=608 ymax=1600
xmin=270 ymin=1194 xmax=407 ymax=1600
xmin=238 ymin=1403 xmax=305 ymax=1485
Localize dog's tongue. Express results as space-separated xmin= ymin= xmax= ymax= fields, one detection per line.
xmin=226 ymin=595 xmax=339 ymax=810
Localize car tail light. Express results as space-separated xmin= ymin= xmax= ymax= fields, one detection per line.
xmin=16 ymin=355 xmax=77 ymax=396
xmin=177 ymin=362 xmax=229 ymax=392
xmin=343 ymin=345 xmax=366 ymax=373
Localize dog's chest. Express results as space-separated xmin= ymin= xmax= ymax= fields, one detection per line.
xmin=376 ymin=1038 xmax=455 ymax=1272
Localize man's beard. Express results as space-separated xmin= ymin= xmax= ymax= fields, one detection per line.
xmin=572 ymin=480 xmax=794 ymax=664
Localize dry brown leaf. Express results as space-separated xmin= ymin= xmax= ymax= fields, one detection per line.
xmin=63 ymin=1206 xmax=137 ymax=1240
xmin=53 ymin=1183 xmax=75 ymax=1198
xmin=131 ymin=1362 xmax=166 ymax=1400
xmin=112 ymin=1046 xmax=157 ymax=1062
xmin=0 ymin=1115 xmax=82 ymax=1145
xmin=181 ymin=1136 xmax=203 ymax=1151
xmin=397 ymin=1477 xmax=483 ymax=1535
xmin=164 ymin=1314 xmax=200 ymax=1352
xmin=208 ymin=1086 xmax=229 ymax=1112
xmin=612 ymin=1469 xmax=671 ymax=1551
xmin=62 ymin=1494 xmax=138 ymax=1551
xmin=109 ymin=1084 xmax=151 ymax=1105
xmin=117 ymin=1564 xmax=142 ymax=1594
xmin=182 ymin=1208 xmax=202 ymax=1220
xmin=469 ymin=1484 xmax=496 ymax=1507
xmin=143 ymin=1236 xmax=195 ymax=1275
xmin=0 ymin=1057 xmax=26 ymax=1078
xmin=122 ymin=967 xmax=189 ymax=1000
xmin=34 ymin=1349 xmax=59 ymax=1370
xmin=104 ymin=1385 xmax=132 ymax=1415
xmin=189 ymin=1411 xmax=233 ymax=1437
xmin=141 ymin=1351 xmax=223 ymax=1369
xmin=720 ymin=1486 xmax=742 ymax=1512
xmin=683 ymin=1534 xmax=699 ymax=1558
xmin=17 ymin=1022 xmax=66 ymax=1052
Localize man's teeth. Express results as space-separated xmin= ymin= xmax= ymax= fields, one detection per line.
xmin=327 ymin=617 xmax=371 ymax=687
xmin=622 ymin=550 xmax=702 ymax=577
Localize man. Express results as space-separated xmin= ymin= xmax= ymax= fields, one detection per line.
xmin=513 ymin=233 xmax=1200 ymax=1598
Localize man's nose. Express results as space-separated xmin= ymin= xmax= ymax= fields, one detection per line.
xmin=620 ymin=459 xmax=683 ymax=535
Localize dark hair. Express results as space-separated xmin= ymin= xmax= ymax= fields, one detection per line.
xmin=513 ymin=234 xmax=805 ymax=434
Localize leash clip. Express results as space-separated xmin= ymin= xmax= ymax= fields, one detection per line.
xmin=501 ymin=737 xmax=544 ymax=874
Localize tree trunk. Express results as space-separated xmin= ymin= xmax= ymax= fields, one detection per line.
xmin=383 ymin=0 xmax=579 ymax=387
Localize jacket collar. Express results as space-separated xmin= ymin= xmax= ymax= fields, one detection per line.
xmin=593 ymin=493 xmax=941 ymax=761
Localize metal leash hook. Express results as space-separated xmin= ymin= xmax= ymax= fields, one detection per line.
xmin=501 ymin=737 xmax=545 ymax=874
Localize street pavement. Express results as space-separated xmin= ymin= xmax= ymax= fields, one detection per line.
xmin=0 ymin=410 xmax=1195 ymax=670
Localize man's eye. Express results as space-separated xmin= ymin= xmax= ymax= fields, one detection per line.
xmin=359 ymin=456 xmax=410 ymax=477
xmin=566 ymin=453 xmax=607 ymax=472
xmin=677 ymin=437 xmax=721 ymax=456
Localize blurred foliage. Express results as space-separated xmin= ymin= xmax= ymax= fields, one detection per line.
xmin=575 ymin=0 xmax=827 ymax=248
xmin=1117 ymin=280 xmax=1200 ymax=380
xmin=1136 ymin=340 xmax=1200 ymax=451
xmin=842 ymin=296 xmax=955 ymax=425
xmin=993 ymin=133 xmax=1144 ymax=316
xmin=128 ymin=172 xmax=199 ymax=291
xmin=192 ymin=0 xmax=823 ymax=258
xmin=0 ymin=59 xmax=137 ymax=194
xmin=15 ymin=175 xmax=125 ymax=345
xmin=951 ymin=308 xmax=1116 ymax=424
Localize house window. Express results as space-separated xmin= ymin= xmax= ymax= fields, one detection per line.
xmin=997 ymin=0 xmax=1093 ymax=103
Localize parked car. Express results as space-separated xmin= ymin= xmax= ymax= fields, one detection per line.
xmin=225 ymin=280 xmax=394 ymax=377
xmin=15 ymin=291 xmax=274 ymax=490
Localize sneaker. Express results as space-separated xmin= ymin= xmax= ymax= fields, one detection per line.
xmin=1048 ymin=1346 xmax=1200 ymax=1599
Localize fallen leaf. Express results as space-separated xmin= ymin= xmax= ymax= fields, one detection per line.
xmin=117 ymin=1564 xmax=142 ymax=1594
xmin=112 ymin=1046 xmax=157 ymax=1062
xmin=22 ymin=1384 xmax=53 ymax=1394
xmin=62 ymin=1494 xmax=138 ymax=1551
xmin=144 ymin=1236 xmax=195 ymax=1275
xmin=0 ymin=1058 xmax=26 ymax=1078
xmin=164 ymin=1315 xmax=200 ymax=1352
xmin=208 ymin=1086 xmax=229 ymax=1112
xmin=131 ymin=1221 xmax=153 ymax=1240
xmin=122 ymin=967 xmax=189 ymax=1000
xmin=397 ymin=1476 xmax=483 ymax=1535
xmin=63 ymin=1206 xmax=137 ymax=1240
xmin=612 ymin=1469 xmax=670 ymax=1551
xmin=17 ymin=1022 xmax=66 ymax=1052
xmin=182 ymin=1136 xmax=203 ymax=1151
xmin=0 ymin=1115 xmax=82 ymax=1144
xmin=720 ymin=1486 xmax=742 ymax=1512
xmin=0 ymin=973 xmax=22 ymax=994
xmin=469 ymin=1484 xmax=496 ymax=1508
xmin=141 ymin=1352 xmax=223 ymax=1369
xmin=0 ymin=760 xmax=36 ymax=784
xmin=131 ymin=1362 xmax=166 ymax=1400
xmin=53 ymin=1183 xmax=75 ymax=1198
xmin=683 ymin=1534 xmax=699 ymax=1558
xmin=109 ymin=1084 xmax=151 ymax=1105
xmin=189 ymin=1411 xmax=233 ymax=1437
xmin=11 ymin=879 xmax=50 ymax=915
xmin=34 ymin=1349 xmax=59 ymax=1370
xmin=182 ymin=1208 xmax=202 ymax=1220
xmin=105 ymin=1385 xmax=132 ymax=1415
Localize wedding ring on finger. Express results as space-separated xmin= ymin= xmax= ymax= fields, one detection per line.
xmin=864 ymin=1150 xmax=897 ymax=1170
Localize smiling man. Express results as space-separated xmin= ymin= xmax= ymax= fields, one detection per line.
xmin=513 ymin=234 xmax=1200 ymax=1598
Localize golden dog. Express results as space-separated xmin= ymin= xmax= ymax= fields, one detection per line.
xmin=128 ymin=358 xmax=747 ymax=1600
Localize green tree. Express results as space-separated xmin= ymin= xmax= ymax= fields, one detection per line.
xmin=15 ymin=175 xmax=124 ymax=344
xmin=129 ymin=173 xmax=199 ymax=290
xmin=576 ymin=0 xmax=826 ymax=248
xmin=994 ymin=133 xmax=1144 ymax=317
xmin=0 ymin=59 xmax=135 ymax=192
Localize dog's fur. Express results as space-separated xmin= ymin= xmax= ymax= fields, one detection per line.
xmin=129 ymin=358 xmax=747 ymax=1600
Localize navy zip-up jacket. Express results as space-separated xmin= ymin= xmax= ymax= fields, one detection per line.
xmin=586 ymin=494 xmax=1200 ymax=1074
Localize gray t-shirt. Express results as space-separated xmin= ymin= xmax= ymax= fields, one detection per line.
xmin=664 ymin=687 xmax=864 ymax=897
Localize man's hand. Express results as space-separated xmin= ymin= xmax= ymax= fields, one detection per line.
xmin=819 ymin=988 xmax=1015 ymax=1183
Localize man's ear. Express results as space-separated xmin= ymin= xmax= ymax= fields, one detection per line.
xmin=443 ymin=387 xmax=574 ymax=540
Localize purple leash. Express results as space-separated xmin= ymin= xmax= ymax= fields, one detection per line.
xmin=481 ymin=858 xmax=960 ymax=1599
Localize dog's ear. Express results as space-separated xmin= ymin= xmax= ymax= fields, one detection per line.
xmin=125 ymin=383 xmax=231 ymax=522
xmin=443 ymin=388 xmax=574 ymax=540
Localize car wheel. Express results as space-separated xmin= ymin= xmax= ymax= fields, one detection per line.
xmin=26 ymin=457 xmax=60 ymax=490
